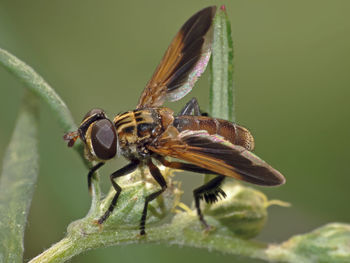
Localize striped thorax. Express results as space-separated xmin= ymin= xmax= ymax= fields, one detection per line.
xmin=113 ymin=108 xmax=169 ymax=158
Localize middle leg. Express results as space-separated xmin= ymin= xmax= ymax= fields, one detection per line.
xmin=87 ymin=162 xmax=105 ymax=194
xmin=140 ymin=159 xmax=167 ymax=235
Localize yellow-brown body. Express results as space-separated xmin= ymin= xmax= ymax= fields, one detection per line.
xmin=113 ymin=107 xmax=254 ymax=160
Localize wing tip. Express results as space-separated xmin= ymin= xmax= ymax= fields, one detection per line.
xmin=264 ymin=170 xmax=286 ymax=187
xmin=197 ymin=6 xmax=217 ymax=15
xmin=277 ymin=172 xmax=286 ymax=185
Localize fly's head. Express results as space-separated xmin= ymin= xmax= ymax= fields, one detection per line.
xmin=63 ymin=108 xmax=119 ymax=162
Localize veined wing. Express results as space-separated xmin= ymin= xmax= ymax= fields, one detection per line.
xmin=136 ymin=6 xmax=216 ymax=109
xmin=149 ymin=129 xmax=285 ymax=186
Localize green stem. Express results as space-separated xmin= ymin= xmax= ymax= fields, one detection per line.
xmin=0 ymin=48 xmax=76 ymax=132
xmin=0 ymin=47 xmax=86 ymax=162
xmin=29 ymin=213 xmax=268 ymax=263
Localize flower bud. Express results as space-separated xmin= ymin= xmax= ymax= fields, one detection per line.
xmin=204 ymin=181 xmax=273 ymax=238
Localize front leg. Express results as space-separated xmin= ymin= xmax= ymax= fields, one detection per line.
xmin=87 ymin=162 xmax=105 ymax=194
xmin=97 ymin=160 xmax=140 ymax=224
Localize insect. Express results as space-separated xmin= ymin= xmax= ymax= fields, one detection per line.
xmin=64 ymin=6 xmax=285 ymax=235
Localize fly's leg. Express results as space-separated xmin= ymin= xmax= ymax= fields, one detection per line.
xmin=158 ymin=158 xmax=226 ymax=229
xmin=193 ymin=175 xmax=226 ymax=229
xmin=97 ymin=160 xmax=140 ymax=224
xmin=178 ymin=97 xmax=201 ymax=116
xmin=140 ymin=159 xmax=167 ymax=235
xmin=87 ymin=162 xmax=104 ymax=194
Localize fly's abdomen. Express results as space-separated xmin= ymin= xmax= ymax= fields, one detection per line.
xmin=173 ymin=116 xmax=255 ymax=151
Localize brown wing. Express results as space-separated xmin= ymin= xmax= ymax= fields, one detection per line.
xmin=148 ymin=129 xmax=285 ymax=186
xmin=136 ymin=6 xmax=216 ymax=109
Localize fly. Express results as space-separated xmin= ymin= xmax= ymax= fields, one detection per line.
xmin=64 ymin=6 xmax=285 ymax=235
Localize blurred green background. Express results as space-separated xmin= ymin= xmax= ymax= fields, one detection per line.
xmin=0 ymin=0 xmax=349 ymax=262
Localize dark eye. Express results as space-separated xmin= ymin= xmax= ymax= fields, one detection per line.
xmin=79 ymin=108 xmax=107 ymax=142
xmin=91 ymin=119 xmax=117 ymax=160
xmin=83 ymin=108 xmax=105 ymax=122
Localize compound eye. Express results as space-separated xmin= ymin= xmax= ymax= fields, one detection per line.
xmin=91 ymin=119 xmax=117 ymax=160
xmin=83 ymin=108 xmax=105 ymax=122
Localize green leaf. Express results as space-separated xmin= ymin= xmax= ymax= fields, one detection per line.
xmin=0 ymin=48 xmax=76 ymax=133
xmin=267 ymin=223 xmax=350 ymax=262
xmin=209 ymin=5 xmax=234 ymax=122
xmin=0 ymin=47 xmax=86 ymax=165
xmin=0 ymin=91 xmax=39 ymax=263
xmin=206 ymin=5 xmax=235 ymax=185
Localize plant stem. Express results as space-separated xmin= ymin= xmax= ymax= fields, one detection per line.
xmin=29 ymin=213 xmax=268 ymax=263
xmin=0 ymin=47 xmax=87 ymax=162
xmin=0 ymin=48 xmax=76 ymax=133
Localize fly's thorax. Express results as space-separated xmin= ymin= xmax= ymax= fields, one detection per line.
xmin=113 ymin=109 xmax=169 ymax=154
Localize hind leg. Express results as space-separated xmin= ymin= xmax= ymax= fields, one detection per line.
xmin=157 ymin=157 xmax=226 ymax=228
xmin=178 ymin=97 xmax=201 ymax=116
xmin=193 ymin=175 xmax=226 ymax=229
